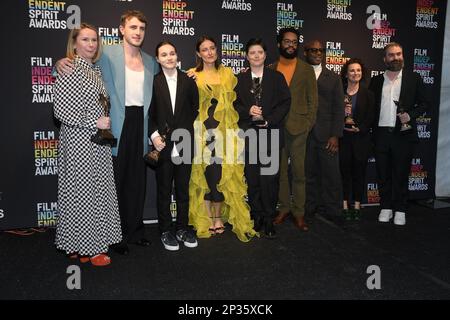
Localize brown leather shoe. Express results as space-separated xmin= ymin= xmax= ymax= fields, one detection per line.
xmin=273 ymin=211 xmax=291 ymax=225
xmin=293 ymin=216 xmax=309 ymax=232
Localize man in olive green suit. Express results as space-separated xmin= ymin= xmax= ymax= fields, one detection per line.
xmin=271 ymin=28 xmax=318 ymax=233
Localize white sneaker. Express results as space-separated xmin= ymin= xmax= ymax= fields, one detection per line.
xmin=394 ymin=211 xmax=406 ymax=225
xmin=378 ymin=209 xmax=393 ymax=222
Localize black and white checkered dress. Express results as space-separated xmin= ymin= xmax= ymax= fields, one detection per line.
xmin=53 ymin=56 xmax=122 ymax=256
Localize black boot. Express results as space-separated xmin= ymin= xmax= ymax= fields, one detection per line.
xmin=253 ymin=215 xmax=264 ymax=232
xmin=264 ymin=220 xmax=276 ymax=239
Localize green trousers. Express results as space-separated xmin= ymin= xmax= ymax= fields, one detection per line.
xmin=278 ymin=130 xmax=307 ymax=218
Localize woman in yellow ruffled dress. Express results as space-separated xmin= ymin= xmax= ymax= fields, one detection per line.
xmin=188 ymin=36 xmax=257 ymax=242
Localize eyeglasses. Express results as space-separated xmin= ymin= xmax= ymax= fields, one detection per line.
xmin=306 ymin=48 xmax=325 ymax=54
xmin=282 ymin=39 xmax=298 ymax=47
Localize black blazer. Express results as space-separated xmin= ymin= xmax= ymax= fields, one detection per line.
xmin=341 ymin=86 xmax=375 ymax=160
xmin=369 ymin=70 xmax=429 ymax=142
xmin=234 ymin=67 xmax=291 ymax=146
xmin=149 ymin=69 xmax=199 ymax=160
xmin=311 ymin=67 xmax=345 ymax=142
xmin=350 ymin=86 xmax=375 ymax=136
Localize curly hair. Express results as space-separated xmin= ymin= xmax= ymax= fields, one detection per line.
xmin=276 ymin=27 xmax=300 ymax=45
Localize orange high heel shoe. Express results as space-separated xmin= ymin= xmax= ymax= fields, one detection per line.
xmin=69 ymin=253 xmax=98 ymax=264
xmin=89 ymin=254 xmax=111 ymax=266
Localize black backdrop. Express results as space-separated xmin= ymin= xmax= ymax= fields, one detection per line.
xmin=0 ymin=0 xmax=446 ymax=230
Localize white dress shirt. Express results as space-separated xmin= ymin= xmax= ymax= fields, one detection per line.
xmin=379 ymin=70 xmax=403 ymax=127
xmin=165 ymin=72 xmax=177 ymax=112
xmin=251 ymin=71 xmax=263 ymax=83
xmin=312 ymin=64 xmax=322 ymax=80
xmin=151 ymin=70 xmax=179 ymax=157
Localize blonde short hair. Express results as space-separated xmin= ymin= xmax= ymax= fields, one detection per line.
xmin=66 ymin=23 xmax=102 ymax=63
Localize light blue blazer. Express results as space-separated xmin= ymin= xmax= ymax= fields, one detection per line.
xmin=97 ymin=44 xmax=159 ymax=156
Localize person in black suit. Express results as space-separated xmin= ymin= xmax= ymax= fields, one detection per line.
xmin=304 ymin=40 xmax=345 ymax=223
xmin=234 ymin=38 xmax=291 ymax=238
xmin=339 ymin=58 xmax=375 ymax=220
xmin=369 ymin=42 xmax=428 ymax=226
xmin=149 ymin=41 xmax=199 ymax=250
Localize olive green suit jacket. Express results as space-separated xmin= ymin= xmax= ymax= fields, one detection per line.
xmin=271 ymin=58 xmax=318 ymax=135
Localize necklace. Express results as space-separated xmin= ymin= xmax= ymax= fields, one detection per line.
xmin=346 ymin=84 xmax=359 ymax=96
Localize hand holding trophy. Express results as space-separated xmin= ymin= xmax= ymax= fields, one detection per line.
xmin=394 ymin=100 xmax=412 ymax=131
xmin=91 ymin=93 xmax=117 ymax=147
xmin=250 ymin=77 xmax=266 ymax=126
xmin=144 ymin=124 xmax=170 ymax=168
xmin=344 ymin=94 xmax=356 ymax=130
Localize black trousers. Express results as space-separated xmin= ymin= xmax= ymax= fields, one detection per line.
xmin=244 ymin=132 xmax=280 ymax=222
xmin=113 ymin=106 xmax=146 ymax=244
xmin=305 ymin=132 xmax=342 ymax=216
xmin=245 ymin=163 xmax=280 ymax=221
xmin=374 ymin=128 xmax=415 ymax=213
xmin=155 ymin=157 xmax=191 ymax=234
xmin=339 ymin=133 xmax=369 ymax=202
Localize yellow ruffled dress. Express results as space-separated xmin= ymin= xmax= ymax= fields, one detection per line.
xmin=188 ymin=65 xmax=257 ymax=242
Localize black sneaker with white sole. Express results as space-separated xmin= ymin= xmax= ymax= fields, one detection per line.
xmin=176 ymin=229 xmax=198 ymax=248
xmin=161 ymin=231 xmax=179 ymax=251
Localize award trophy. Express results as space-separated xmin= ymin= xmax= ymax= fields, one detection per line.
xmin=144 ymin=125 xmax=170 ymax=168
xmin=344 ymin=94 xmax=356 ymax=129
xmin=91 ymin=93 xmax=117 ymax=147
xmin=250 ymin=77 xmax=265 ymax=126
xmin=393 ymin=100 xmax=412 ymax=131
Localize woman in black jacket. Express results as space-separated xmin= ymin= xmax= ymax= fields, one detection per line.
xmin=339 ymin=58 xmax=375 ymax=220
xmin=234 ymin=38 xmax=291 ymax=237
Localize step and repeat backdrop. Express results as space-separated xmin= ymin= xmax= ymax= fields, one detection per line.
xmin=0 ymin=0 xmax=447 ymax=230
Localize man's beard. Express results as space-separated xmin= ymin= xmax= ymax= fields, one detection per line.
xmin=386 ymin=59 xmax=404 ymax=71
xmin=279 ymin=46 xmax=298 ymax=59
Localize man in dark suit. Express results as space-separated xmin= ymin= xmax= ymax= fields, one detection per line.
xmin=234 ymin=38 xmax=291 ymax=238
xmin=304 ymin=40 xmax=345 ymax=222
xmin=271 ymin=28 xmax=318 ymax=231
xmin=369 ymin=42 xmax=428 ymax=226
xmin=149 ymin=42 xmax=199 ymax=250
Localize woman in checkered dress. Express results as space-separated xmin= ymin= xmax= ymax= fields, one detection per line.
xmin=53 ymin=23 xmax=122 ymax=266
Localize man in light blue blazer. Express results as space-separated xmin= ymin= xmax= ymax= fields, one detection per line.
xmin=56 ymin=11 xmax=159 ymax=254
xmin=97 ymin=10 xmax=159 ymax=254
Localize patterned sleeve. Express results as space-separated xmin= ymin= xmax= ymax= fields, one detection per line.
xmin=53 ymin=67 xmax=97 ymax=130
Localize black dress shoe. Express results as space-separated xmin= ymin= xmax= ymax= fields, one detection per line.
xmin=113 ymin=244 xmax=130 ymax=255
xmin=264 ymin=221 xmax=276 ymax=239
xmin=134 ymin=238 xmax=151 ymax=246
xmin=253 ymin=216 xmax=264 ymax=232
